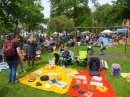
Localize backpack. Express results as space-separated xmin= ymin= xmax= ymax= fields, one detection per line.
xmin=111 ymin=64 xmax=121 ymax=76
xmin=100 ymin=60 xmax=108 ymax=69
xmin=3 ymin=40 xmax=16 ymax=57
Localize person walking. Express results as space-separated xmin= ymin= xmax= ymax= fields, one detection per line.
xmin=99 ymin=41 xmax=105 ymax=55
xmin=27 ymin=34 xmax=37 ymax=67
xmin=3 ymin=34 xmax=24 ymax=84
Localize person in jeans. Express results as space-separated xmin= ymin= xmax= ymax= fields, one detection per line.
xmin=4 ymin=34 xmax=23 ymax=84
xmin=99 ymin=41 xmax=104 ymax=55
xmin=27 ymin=34 xmax=37 ymax=67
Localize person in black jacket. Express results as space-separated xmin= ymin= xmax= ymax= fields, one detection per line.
xmin=60 ymin=47 xmax=70 ymax=68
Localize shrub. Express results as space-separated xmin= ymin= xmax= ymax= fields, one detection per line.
xmin=0 ymin=38 xmax=5 ymax=44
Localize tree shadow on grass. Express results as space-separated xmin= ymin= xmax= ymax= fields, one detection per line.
xmin=0 ymin=87 xmax=9 ymax=97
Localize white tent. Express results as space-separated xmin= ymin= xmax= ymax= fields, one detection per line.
xmin=101 ymin=30 xmax=115 ymax=34
xmin=82 ymin=31 xmax=90 ymax=34
xmin=53 ymin=32 xmax=58 ymax=34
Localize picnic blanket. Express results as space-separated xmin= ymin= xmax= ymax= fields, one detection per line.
xmin=0 ymin=62 xmax=9 ymax=72
xmin=18 ymin=64 xmax=78 ymax=94
xmin=66 ymin=70 xmax=116 ymax=97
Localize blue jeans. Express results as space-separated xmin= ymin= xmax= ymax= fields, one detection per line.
xmin=7 ymin=60 xmax=19 ymax=83
xmin=61 ymin=58 xmax=67 ymax=66
xmin=100 ymin=47 xmax=103 ymax=53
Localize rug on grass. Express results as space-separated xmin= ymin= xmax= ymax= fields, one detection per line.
xmin=0 ymin=62 xmax=9 ymax=72
xmin=18 ymin=64 xmax=78 ymax=94
xmin=66 ymin=70 xmax=116 ymax=97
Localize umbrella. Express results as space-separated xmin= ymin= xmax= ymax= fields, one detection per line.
xmin=97 ymin=37 xmax=110 ymax=46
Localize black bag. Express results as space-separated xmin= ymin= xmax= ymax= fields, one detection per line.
xmin=40 ymin=75 xmax=49 ymax=81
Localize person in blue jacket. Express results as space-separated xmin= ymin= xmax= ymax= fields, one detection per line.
xmin=61 ymin=47 xmax=70 ymax=68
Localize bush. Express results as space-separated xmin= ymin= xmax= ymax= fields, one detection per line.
xmin=0 ymin=38 xmax=5 ymax=44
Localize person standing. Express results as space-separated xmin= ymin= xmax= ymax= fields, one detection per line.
xmin=17 ymin=35 xmax=26 ymax=73
xmin=3 ymin=34 xmax=24 ymax=84
xmin=27 ymin=34 xmax=37 ymax=67
xmin=99 ymin=41 xmax=104 ymax=55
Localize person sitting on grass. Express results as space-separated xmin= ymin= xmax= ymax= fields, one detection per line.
xmin=61 ymin=47 xmax=70 ymax=68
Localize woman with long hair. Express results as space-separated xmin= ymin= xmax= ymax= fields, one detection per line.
xmin=27 ymin=34 xmax=37 ymax=67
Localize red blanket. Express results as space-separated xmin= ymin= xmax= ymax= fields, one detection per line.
xmin=66 ymin=70 xmax=116 ymax=97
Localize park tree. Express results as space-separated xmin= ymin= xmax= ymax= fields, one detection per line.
xmin=112 ymin=0 xmax=130 ymax=21
xmin=48 ymin=15 xmax=75 ymax=40
xmin=49 ymin=0 xmax=92 ymax=29
xmin=0 ymin=0 xmax=45 ymax=34
xmin=92 ymin=4 xmax=122 ymax=32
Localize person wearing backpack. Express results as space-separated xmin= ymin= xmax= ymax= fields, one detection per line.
xmin=3 ymin=33 xmax=24 ymax=84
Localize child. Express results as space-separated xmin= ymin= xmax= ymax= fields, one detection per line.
xmin=87 ymin=43 xmax=93 ymax=53
xmin=99 ymin=41 xmax=104 ymax=55
xmin=61 ymin=47 xmax=70 ymax=68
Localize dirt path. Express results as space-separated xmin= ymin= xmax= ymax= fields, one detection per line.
xmin=88 ymin=52 xmax=130 ymax=61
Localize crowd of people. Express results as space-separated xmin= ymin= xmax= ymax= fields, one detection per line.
xmin=0 ymin=31 xmax=126 ymax=84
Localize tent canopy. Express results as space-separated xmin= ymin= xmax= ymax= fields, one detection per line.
xmin=115 ymin=29 xmax=130 ymax=33
xmin=53 ymin=32 xmax=58 ymax=34
xmin=82 ymin=31 xmax=90 ymax=34
xmin=101 ymin=30 xmax=115 ymax=34
xmin=97 ymin=37 xmax=110 ymax=46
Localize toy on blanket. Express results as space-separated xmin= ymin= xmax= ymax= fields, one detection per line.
xmin=55 ymin=81 xmax=68 ymax=89
xmin=44 ymin=65 xmax=56 ymax=71
xmin=88 ymin=85 xmax=94 ymax=92
xmin=84 ymin=91 xmax=94 ymax=97
xmin=96 ymin=86 xmax=108 ymax=92
xmin=92 ymin=76 xmax=102 ymax=82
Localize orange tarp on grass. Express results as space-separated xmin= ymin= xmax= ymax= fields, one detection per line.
xmin=66 ymin=70 xmax=116 ymax=97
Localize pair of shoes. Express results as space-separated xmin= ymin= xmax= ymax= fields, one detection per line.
xmin=22 ymin=69 xmax=26 ymax=73
xmin=99 ymin=53 xmax=103 ymax=55
xmin=12 ymin=80 xmax=18 ymax=84
xmin=61 ymin=66 xmax=63 ymax=68
xmin=8 ymin=80 xmax=11 ymax=83
xmin=28 ymin=65 xmax=31 ymax=67
xmin=31 ymin=65 xmax=34 ymax=67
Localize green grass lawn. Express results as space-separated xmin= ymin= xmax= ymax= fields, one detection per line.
xmin=0 ymin=44 xmax=130 ymax=97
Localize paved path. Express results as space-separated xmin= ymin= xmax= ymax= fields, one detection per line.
xmin=88 ymin=52 xmax=129 ymax=61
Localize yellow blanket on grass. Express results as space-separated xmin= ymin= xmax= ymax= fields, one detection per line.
xmin=18 ymin=64 xmax=77 ymax=94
